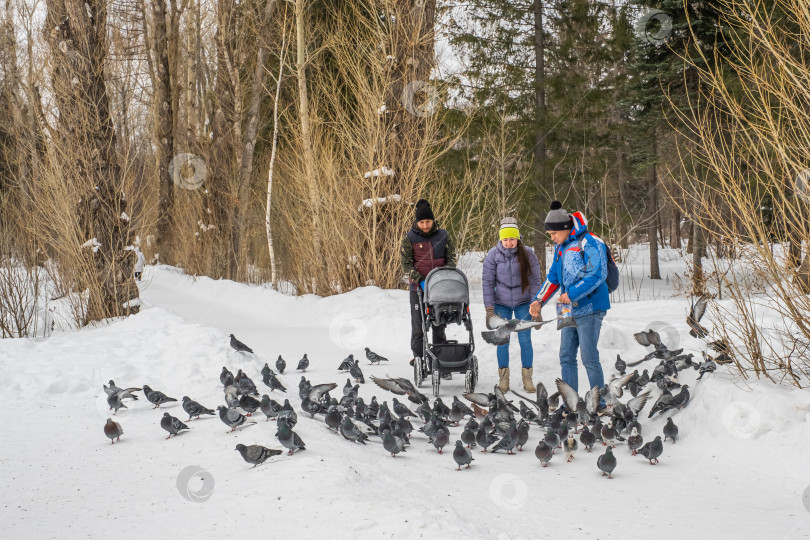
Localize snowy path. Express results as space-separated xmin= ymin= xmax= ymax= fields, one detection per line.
xmin=1 ymin=264 xmax=810 ymax=539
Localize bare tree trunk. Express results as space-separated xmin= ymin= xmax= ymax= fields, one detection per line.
xmin=184 ymin=0 xmax=198 ymax=150
xmin=647 ymin=136 xmax=661 ymax=280
xmin=230 ymin=0 xmax=277 ymax=277
xmin=266 ymin=22 xmax=288 ymax=289
xmin=671 ymin=207 xmax=681 ymax=248
xmin=1 ymin=0 xmax=31 ymax=199
xmin=45 ymin=0 xmax=138 ymax=320
xmin=533 ymin=0 xmax=547 ymax=278
xmin=152 ymin=0 xmax=175 ymax=263
xmin=295 ymin=0 xmax=323 ymax=290
xmin=692 ymin=220 xmax=704 ymax=294
xmin=208 ymin=0 xmax=239 ymax=277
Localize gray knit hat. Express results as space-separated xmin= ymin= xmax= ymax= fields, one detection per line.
xmin=544 ymin=200 xmax=573 ymax=231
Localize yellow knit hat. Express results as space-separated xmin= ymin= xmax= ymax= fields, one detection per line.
xmin=498 ymin=223 xmax=520 ymax=240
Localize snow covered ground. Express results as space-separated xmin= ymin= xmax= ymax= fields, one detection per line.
xmin=2 ymin=246 xmax=810 ymax=539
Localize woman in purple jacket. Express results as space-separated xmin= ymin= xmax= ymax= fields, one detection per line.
xmin=482 ymin=218 xmax=542 ymax=392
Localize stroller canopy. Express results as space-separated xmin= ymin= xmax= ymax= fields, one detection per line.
xmin=424 ymin=267 xmax=469 ymax=306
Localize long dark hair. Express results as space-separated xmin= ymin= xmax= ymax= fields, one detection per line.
xmin=516 ymin=239 xmax=532 ymax=293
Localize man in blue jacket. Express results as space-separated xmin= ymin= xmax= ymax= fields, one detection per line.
xmin=529 ymin=201 xmax=610 ymax=399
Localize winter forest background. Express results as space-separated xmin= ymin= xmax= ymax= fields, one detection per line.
xmin=2 ymin=0 xmax=810 ymax=386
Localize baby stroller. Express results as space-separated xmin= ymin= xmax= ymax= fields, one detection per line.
xmin=414 ymin=267 xmax=479 ymax=396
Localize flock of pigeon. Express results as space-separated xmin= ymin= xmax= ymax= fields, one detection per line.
xmin=102 ymin=295 xmax=729 ymax=476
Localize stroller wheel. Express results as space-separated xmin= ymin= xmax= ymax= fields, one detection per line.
xmin=465 ymin=368 xmax=475 ymax=393
xmin=414 ymin=357 xmax=424 ymax=388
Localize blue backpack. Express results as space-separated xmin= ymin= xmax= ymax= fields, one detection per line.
xmin=578 ymin=234 xmax=619 ymax=294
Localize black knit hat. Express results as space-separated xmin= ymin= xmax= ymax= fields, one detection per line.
xmin=544 ymin=200 xmax=573 ymax=231
xmin=415 ymin=199 xmax=435 ymax=222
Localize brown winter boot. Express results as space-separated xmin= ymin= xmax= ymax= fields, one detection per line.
xmin=522 ymin=367 xmax=536 ymax=393
xmin=498 ymin=367 xmax=510 ymax=393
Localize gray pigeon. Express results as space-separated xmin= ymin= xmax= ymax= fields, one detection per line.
xmin=224 ymin=385 xmax=241 ymax=409
xmin=634 ymin=329 xmax=662 ymax=348
xmin=687 ymin=294 xmax=710 ymax=338
xmin=663 ymin=417 xmax=679 ymax=443
xmin=696 ymin=357 xmax=717 ymax=381
xmin=515 ymin=421 xmax=530 ymax=451
xmin=263 ymin=372 xmax=287 ymax=393
xmin=535 ymin=441 xmax=553 ymax=466
xmin=220 ymin=367 xmax=234 ymax=386
xmin=461 ymin=425 xmax=477 ymax=448
xmin=563 ymin=434 xmax=578 ymax=462
xmin=325 ymin=405 xmax=342 ymax=432
xmin=615 ymin=355 xmax=627 ymax=375
xmin=452 ymin=440 xmax=474 ymax=470
xmin=555 ymin=378 xmax=580 ymax=413
xmin=601 ymin=418 xmax=617 ymax=448
xmin=217 ymin=405 xmax=255 ymax=432
xmin=429 ymin=426 xmax=450 ymax=454
xmin=338 ymin=355 xmax=354 ymax=371
xmin=648 ymin=388 xmax=674 ymax=418
xmin=103 ymin=380 xmax=140 ymax=400
xmin=276 ymin=355 xmax=286 ymax=374
xmin=490 ymin=432 xmax=516 ymax=455
xmin=308 ymin=383 xmax=338 ymax=402
xmin=229 ymin=333 xmax=254 ymax=353
xmin=238 ymin=394 xmax=261 ymax=416
xmin=382 ymin=429 xmax=407 ymax=457
xmin=160 ymin=412 xmax=189 ymax=439
xmin=482 ymin=315 xmax=553 ymax=345
xmin=365 ymin=347 xmax=388 ymax=365
xmin=476 ymin=427 xmax=499 ymax=452
xmin=104 ymin=418 xmax=123 ymax=444
xmin=182 ymin=396 xmax=215 ymax=421
xmin=277 ymin=399 xmax=298 ymax=427
xmin=597 ymin=446 xmax=617 ymax=478
xmin=235 ymin=370 xmax=259 ymax=396
xmin=235 ymin=443 xmax=282 ymax=467
xmin=260 ymin=395 xmax=281 ymax=421
xmin=276 ymin=418 xmax=306 ymax=455
xmin=638 ymin=435 xmax=663 ymax=464
xmin=107 ymin=392 xmax=128 ymax=415
xmin=628 ymin=427 xmax=643 ymax=455
xmin=297 ymin=354 xmax=309 ymax=372
xmin=339 ymin=415 xmax=369 ymax=444
xmin=392 ymin=398 xmax=417 ymax=418
xmin=143 ymin=385 xmax=177 ymax=408
xmin=349 ymin=360 xmax=365 ymax=384
xmin=544 ymin=429 xmax=560 ymax=451
xmin=670 ymin=385 xmax=690 ymax=410
xmin=579 ymin=426 xmax=596 ymax=452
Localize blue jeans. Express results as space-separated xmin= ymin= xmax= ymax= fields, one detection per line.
xmin=559 ymin=310 xmax=606 ymax=395
xmin=493 ymin=303 xmax=533 ymax=369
